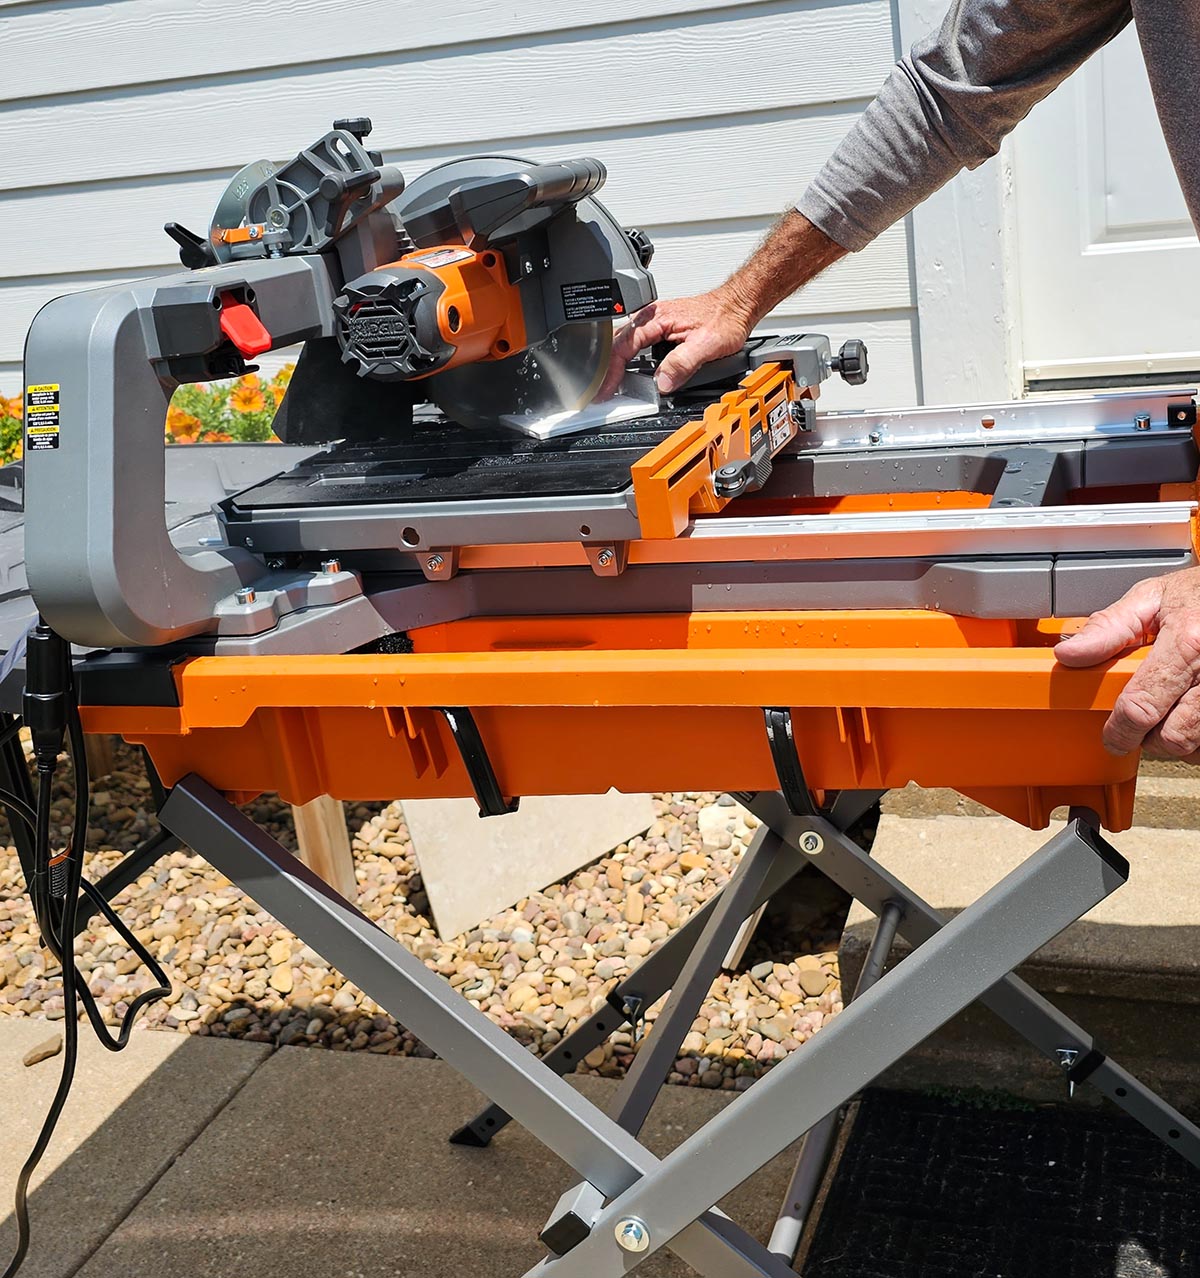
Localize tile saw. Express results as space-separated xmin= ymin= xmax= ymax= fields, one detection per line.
xmin=7 ymin=117 xmax=1200 ymax=1278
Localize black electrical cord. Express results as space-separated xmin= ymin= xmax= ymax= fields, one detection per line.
xmin=2 ymin=628 xmax=170 ymax=1278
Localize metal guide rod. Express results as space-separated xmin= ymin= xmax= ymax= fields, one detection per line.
xmin=802 ymin=386 xmax=1197 ymax=452
xmin=680 ymin=501 xmax=1195 ymax=558
xmin=747 ymin=793 xmax=1200 ymax=1170
xmin=159 ymin=775 xmax=795 ymax=1278
xmin=767 ymin=901 xmax=903 ymax=1262
xmin=523 ymin=819 xmax=1127 ymax=1276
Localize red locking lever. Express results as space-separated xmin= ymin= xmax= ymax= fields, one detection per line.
xmin=218 ymin=291 xmax=272 ymax=357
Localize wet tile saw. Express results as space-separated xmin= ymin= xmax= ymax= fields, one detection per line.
xmin=17 ymin=114 xmax=1200 ymax=826
xmin=13 ymin=117 xmax=1200 ymax=1278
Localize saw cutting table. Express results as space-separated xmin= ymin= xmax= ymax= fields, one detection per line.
xmin=15 ymin=120 xmax=1200 ymax=1276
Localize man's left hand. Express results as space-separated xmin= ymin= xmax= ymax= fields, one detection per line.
xmin=1055 ymin=566 xmax=1200 ymax=760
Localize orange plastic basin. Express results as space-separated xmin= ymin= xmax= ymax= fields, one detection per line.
xmin=79 ymin=610 xmax=1144 ymax=831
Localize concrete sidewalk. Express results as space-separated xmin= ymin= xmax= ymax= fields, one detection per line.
xmin=0 ymin=1022 xmax=804 ymax=1278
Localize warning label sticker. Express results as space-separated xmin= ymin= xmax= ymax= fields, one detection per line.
xmin=561 ymin=279 xmax=624 ymax=322
xmin=408 ymin=247 xmax=475 ymax=269
xmin=767 ymin=401 xmax=793 ymax=453
xmin=25 ymin=383 xmax=60 ymax=451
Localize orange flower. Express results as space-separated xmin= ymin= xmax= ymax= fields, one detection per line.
xmin=273 ymin=363 xmax=294 ymax=387
xmin=200 ymin=429 xmax=233 ymax=443
xmin=5 ymin=397 xmax=22 ymax=421
xmin=270 ymin=383 xmax=286 ymax=406
xmin=229 ymin=381 xmax=266 ymax=414
xmin=166 ymin=405 xmax=203 ymax=442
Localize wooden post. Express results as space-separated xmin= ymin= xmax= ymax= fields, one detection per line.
xmin=83 ymin=733 xmax=117 ymax=781
xmin=291 ymin=795 xmax=356 ymax=899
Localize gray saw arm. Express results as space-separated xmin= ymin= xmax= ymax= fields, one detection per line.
xmin=23 ymin=255 xmax=338 ymax=649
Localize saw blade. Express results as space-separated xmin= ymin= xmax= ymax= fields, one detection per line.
xmin=208 ymin=158 xmax=279 ymax=263
xmin=427 ymin=321 xmax=612 ymax=432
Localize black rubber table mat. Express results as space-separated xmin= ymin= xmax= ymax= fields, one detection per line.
xmin=222 ymin=411 xmax=699 ymax=510
xmin=803 ymin=1088 xmax=1200 ymax=1278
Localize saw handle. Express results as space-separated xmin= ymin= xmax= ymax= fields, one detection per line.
xmin=523 ymin=158 xmax=607 ymax=204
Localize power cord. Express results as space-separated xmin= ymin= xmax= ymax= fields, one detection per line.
xmin=2 ymin=623 xmax=170 ymax=1278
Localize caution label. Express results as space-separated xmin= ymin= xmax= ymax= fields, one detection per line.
xmin=408 ymin=247 xmax=475 ymax=269
xmin=561 ymin=279 xmax=624 ymax=322
xmin=767 ymin=401 xmax=793 ymax=452
xmin=25 ymin=383 xmax=60 ymax=451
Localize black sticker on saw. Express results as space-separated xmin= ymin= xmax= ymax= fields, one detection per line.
xmin=561 ymin=279 xmax=625 ymax=321
xmin=25 ymin=383 xmax=60 ymax=451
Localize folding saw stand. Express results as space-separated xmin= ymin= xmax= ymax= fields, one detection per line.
xmin=19 ymin=289 xmax=1200 ymax=1270
xmin=154 ymin=767 xmax=1198 ymax=1278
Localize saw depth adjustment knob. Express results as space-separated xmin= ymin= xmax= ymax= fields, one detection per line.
xmin=333 ymin=117 xmax=373 ymax=141
xmin=831 ymin=338 xmax=869 ymax=386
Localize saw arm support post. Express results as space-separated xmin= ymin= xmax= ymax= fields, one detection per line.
xmin=23 ymin=255 xmax=339 ymax=649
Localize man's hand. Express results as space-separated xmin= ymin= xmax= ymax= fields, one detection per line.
xmin=1055 ymin=567 xmax=1200 ymax=760
xmin=599 ymin=290 xmax=753 ymax=399
xmin=600 ymin=210 xmax=848 ymax=399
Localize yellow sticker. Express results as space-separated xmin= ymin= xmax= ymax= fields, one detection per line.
xmin=25 ymin=383 xmax=60 ymax=449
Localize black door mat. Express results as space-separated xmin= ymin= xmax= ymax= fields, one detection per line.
xmin=802 ymin=1088 xmax=1200 ymax=1278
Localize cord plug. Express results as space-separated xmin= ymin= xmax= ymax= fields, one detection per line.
xmin=22 ymin=623 xmax=68 ymax=772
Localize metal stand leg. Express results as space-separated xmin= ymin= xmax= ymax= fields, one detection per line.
xmin=451 ymin=822 xmax=811 ymax=1147
xmin=767 ymin=901 xmax=902 ymax=1261
xmin=524 ymin=817 xmax=1128 ymax=1276
xmin=748 ymin=793 xmax=1200 ymax=1171
xmin=160 ymin=774 xmax=797 ymax=1278
xmin=541 ymin=826 xmax=801 ymax=1254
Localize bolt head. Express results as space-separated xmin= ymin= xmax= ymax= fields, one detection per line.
xmin=799 ymin=832 xmax=824 ymax=855
xmin=615 ymin=1217 xmax=650 ymax=1252
xmin=596 ymin=548 xmax=615 ymax=566
xmin=320 ymin=557 xmax=342 ymax=574
xmin=426 ymin=554 xmax=444 ymax=572
xmin=868 ymin=429 xmax=884 ymax=445
xmin=1134 ymin=413 xmax=1152 ymax=431
xmin=234 ymin=586 xmax=257 ymax=606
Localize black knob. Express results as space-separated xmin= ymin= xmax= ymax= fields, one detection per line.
xmin=625 ymin=227 xmax=655 ymax=268
xmin=831 ymin=338 xmax=869 ymax=385
xmin=334 ymin=117 xmax=373 ymax=141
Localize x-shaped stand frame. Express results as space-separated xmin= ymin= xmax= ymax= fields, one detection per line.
xmin=158 ymin=774 xmax=1199 ymax=1278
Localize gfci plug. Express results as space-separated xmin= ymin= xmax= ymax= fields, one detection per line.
xmin=22 ymin=621 xmax=69 ymax=772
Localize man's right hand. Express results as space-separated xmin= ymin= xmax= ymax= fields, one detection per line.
xmin=597 ymin=210 xmax=848 ymax=400
xmin=598 ymin=290 xmax=754 ymax=399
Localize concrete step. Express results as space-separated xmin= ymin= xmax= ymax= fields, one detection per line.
xmin=840 ymin=814 xmax=1200 ymax=1108
xmin=882 ymin=759 xmax=1200 ymax=829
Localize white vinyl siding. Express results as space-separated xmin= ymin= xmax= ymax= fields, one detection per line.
xmin=0 ymin=0 xmax=916 ymax=409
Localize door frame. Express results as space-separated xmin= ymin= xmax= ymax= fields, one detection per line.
xmin=896 ymin=0 xmax=1024 ymax=405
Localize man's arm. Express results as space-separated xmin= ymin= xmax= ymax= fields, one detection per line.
xmin=605 ymin=0 xmax=1132 ymax=395
xmin=601 ymin=212 xmax=845 ymax=395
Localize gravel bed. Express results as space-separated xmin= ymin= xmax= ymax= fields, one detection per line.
xmin=0 ymin=742 xmax=845 ymax=1090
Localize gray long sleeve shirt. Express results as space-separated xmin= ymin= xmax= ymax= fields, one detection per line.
xmin=796 ymin=0 xmax=1200 ymax=252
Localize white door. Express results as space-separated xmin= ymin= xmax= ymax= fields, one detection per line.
xmin=1012 ymin=24 xmax=1200 ymax=390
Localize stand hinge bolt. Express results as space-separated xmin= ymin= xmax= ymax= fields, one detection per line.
xmin=615 ymin=1217 xmax=650 ymax=1252
xmin=427 ymin=554 xmax=444 ymax=571
xmin=1056 ymin=1046 xmax=1080 ymax=1099
xmin=320 ymin=557 xmax=342 ymax=574
xmin=235 ymin=587 xmax=257 ymax=606
xmin=799 ymin=832 xmax=824 ymax=855
xmin=596 ymin=548 xmax=614 ymax=567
